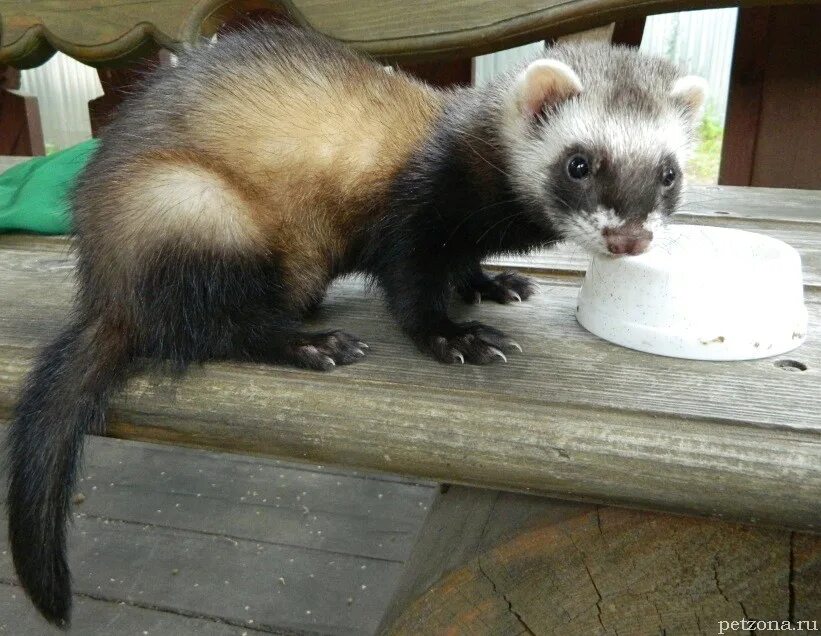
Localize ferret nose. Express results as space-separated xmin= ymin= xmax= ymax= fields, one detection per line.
xmin=603 ymin=226 xmax=653 ymax=256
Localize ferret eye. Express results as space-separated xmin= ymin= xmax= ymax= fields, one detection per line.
xmin=567 ymin=156 xmax=590 ymax=180
xmin=661 ymin=166 xmax=677 ymax=187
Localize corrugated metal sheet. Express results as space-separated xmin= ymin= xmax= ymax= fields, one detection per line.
xmin=474 ymin=42 xmax=544 ymax=86
xmin=476 ymin=8 xmax=738 ymax=122
xmin=17 ymin=52 xmax=102 ymax=152
xmin=641 ymin=8 xmax=738 ymax=121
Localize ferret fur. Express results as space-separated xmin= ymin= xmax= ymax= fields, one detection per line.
xmin=6 ymin=25 xmax=705 ymax=626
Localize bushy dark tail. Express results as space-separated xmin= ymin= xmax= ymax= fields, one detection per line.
xmin=6 ymin=319 xmax=129 ymax=627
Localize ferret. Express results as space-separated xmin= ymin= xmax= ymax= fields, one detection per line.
xmin=6 ymin=25 xmax=706 ymax=626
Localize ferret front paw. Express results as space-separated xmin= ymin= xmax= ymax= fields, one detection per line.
xmin=425 ymin=321 xmax=521 ymax=364
xmin=461 ymin=272 xmax=538 ymax=304
xmin=288 ymin=330 xmax=368 ymax=371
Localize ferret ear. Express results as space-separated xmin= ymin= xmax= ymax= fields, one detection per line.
xmin=671 ymin=75 xmax=708 ymax=118
xmin=515 ymin=59 xmax=583 ymax=118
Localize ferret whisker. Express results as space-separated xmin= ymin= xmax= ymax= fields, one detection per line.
xmin=443 ymin=197 xmax=523 ymax=245
xmin=474 ymin=211 xmax=527 ymax=245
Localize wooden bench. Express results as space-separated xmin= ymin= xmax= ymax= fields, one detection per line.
xmin=1 ymin=1 xmax=820 ymax=633
xmin=2 ymin=183 xmax=819 ymax=632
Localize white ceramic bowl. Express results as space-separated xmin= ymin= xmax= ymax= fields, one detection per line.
xmin=575 ymin=224 xmax=808 ymax=360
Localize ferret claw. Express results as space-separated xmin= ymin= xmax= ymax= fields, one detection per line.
xmin=510 ymin=291 xmax=522 ymax=303
xmin=324 ymin=356 xmax=336 ymax=367
xmin=488 ymin=347 xmax=507 ymax=362
xmin=353 ymin=348 xmax=366 ymax=357
xmin=509 ymin=341 xmax=523 ymax=352
xmin=453 ymin=352 xmax=465 ymax=364
xmin=357 ymin=341 xmax=370 ymax=349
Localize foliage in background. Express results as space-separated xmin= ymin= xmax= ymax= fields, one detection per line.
xmin=686 ymin=108 xmax=724 ymax=185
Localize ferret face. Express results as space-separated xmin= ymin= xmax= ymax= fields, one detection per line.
xmin=540 ymin=119 xmax=685 ymax=256
xmin=502 ymin=52 xmax=707 ymax=256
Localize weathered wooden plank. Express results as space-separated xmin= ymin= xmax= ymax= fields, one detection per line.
xmin=680 ymin=186 xmax=821 ymax=223
xmin=0 ymin=508 xmax=405 ymax=634
xmin=2 ymin=242 xmax=818 ymax=433
xmin=0 ymin=436 xmax=436 ymax=563
xmin=1 ymin=0 xmax=817 ymax=67
xmin=1 ymin=357 xmax=819 ymax=536
xmin=0 ymin=581 xmax=249 ymax=635
xmin=0 ymin=435 xmax=434 ymax=633
xmin=0 ymin=235 xmax=819 ymax=530
xmin=379 ymin=488 xmax=594 ymax=632
xmin=386 ymin=495 xmax=821 ymax=636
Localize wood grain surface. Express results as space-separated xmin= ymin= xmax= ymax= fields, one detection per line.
xmin=0 ymin=436 xmax=436 ymax=634
xmin=387 ymin=492 xmax=821 ymax=635
xmin=0 ymin=185 xmax=818 ymax=531
xmin=1 ymin=0 xmax=818 ymax=67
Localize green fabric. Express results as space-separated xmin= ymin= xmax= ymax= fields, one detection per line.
xmin=0 ymin=139 xmax=99 ymax=234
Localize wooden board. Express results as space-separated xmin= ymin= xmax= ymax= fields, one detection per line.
xmin=0 ymin=437 xmax=434 ymax=563
xmin=747 ymin=4 xmax=821 ymax=189
xmin=0 ymin=66 xmax=45 ymax=156
xmin=386 ymin=491 xmax=821 ymax=635
xmin=0 ymin=90 xmax=45 ymax=157
xmin=719 ymin=5 xmax=821 ymax=189
xmin=0 ymin=436 xmax=436 ymax=634
xmin=1 ymin=0 xmax=817 ymax=67
xmin=1 ymin=515 xmax=399 ymax=635
xmin=0 ymin=186 xmax=819 ymax=532
xmin=0 ymin=586 xmax=249 ymax=636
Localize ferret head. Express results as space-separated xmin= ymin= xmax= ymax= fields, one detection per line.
xmin=500 ymin=44 xmax=707 ymax=256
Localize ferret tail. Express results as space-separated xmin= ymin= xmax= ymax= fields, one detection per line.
xmin=6 ymin=317 xmax=130 ymax=628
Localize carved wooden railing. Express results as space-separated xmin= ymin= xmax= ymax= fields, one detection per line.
xmin=1 ymin=0 xmax=816 ymax=68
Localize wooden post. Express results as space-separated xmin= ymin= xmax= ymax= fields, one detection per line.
xmin=396 ymin=59 xmax=473 ymax=88
xmin=382 ymin=486 xmax=821 ymax=635
xmin=0 ymin=65 xmax=45 ymax=156
xmin=718 ymin=7 xmax=771 ymax=186
xmin=720 ymin=5 xmax=821 ymax=188
xmin=611 ymin=17 xmax=647 ymax=47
